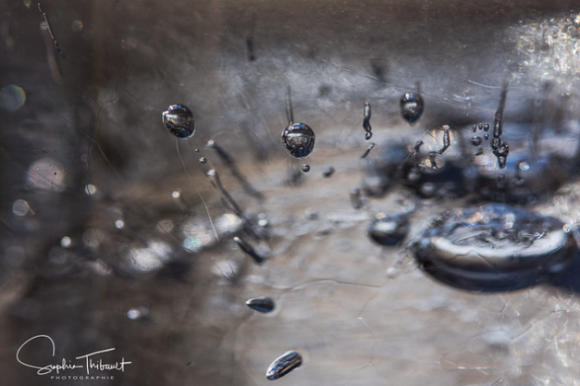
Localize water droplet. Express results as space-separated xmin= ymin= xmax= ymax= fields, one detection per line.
xmin=266 ymin=351 xmax=302 ymax=380
xmin=71 ymin=20 xmax=83 ymax=32
xmin=127 ymin=306 xmax=149 ymax=321
xmin=350 ymin=187 xmax=363 ymax=209
xmin=233 ymin=236 xmax=264 ymax=265
xmin=518 ymin=161 xmax=530 ymax=171
xmin=412 ymin=204 xmax=577 ymax=291
xmin=484 ymin=133 xmax=489 ymax=140
xmin=368 ymin=212 xmax=409 ymax=246
xmin=246 ymin=297 xmax=275 ymax=313
xmin=472 ymin=125 xmax=477 ymax=133
xmin=60 ymin=236 xmax=72 ymax=248
xmin=400 ymin=92 xmax=424 ymax=124
xmin=162 ymin=105 xmax=195 ymax=139
xmin=483 ymin=123 xmax=490 ymax=131
xmin=199 ymin=157 xmax=207 ymax=164
xmin=281 ymin=123 xmax=315 ymax=158
xmin=301 ymin=164 xmax=310 ymax=173
xmin=471 ymin=136 xmax=482 ymax=146
xmin=322 ymin=166 xmax=335 ymax=178
xmin=195 ymin=148 xmax=200 ymax=152
xmin=12 ymin=199 xmax=30 ymax=217
xmin=115 ymin=219 xmax=125 ymax=229
xmin=0 ymin=85 xmax=26 ymax=111
xmin=365 ymin=131 xmax=373 ymax=140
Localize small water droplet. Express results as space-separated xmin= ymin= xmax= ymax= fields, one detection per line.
xmin=471 ymin=136 xmax=482 ymax=146
xmin=266 ymin=351 xmax=302 ymax=380
xmin=195 ymin=148 xmax=200 ymax=152
xmin=484 ymin=133 xmax=489 ymax=140
xmin=400 ymin=92 xmax=424 ymax=124
xmin=246 ymin=297 xmax=275 ymax=313
xmin=365 ymin=131 xmax=372 ymax=140
xmin=322 ymin=166 xmax=335 ymax=178
xmin=199 ymin=157 xmax=207 ymax=164
xmin=162 ymin=105 xmax=195 ymax=139
xmin=483 ymin=123 xmax=490 ymax=131
xmin=368 ymin=212 xmax=409 ymax=246
xmin=350 ymin=187 xmax=363 ymax=209
xmin=301 ymin=164 xmax=310 ymax=173
xmin=281 ymin=123 xmax=315 ymax=158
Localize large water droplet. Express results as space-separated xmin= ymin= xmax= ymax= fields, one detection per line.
xmin=400 ymin=92 xmax=424 ymax=124
xmin=266 ymin=351 xmax=302 ymax=380
xmin=246 ymin=297 xmax=275 ymax=313
xmin=162 ymin=105 xmax=195 ymax=139
xmin=281 ymin=123 xmax=315 ymax=158
xmin=412 ymin=204 xmax=577 ymax=291
xmin=368 ymin=212 xmax=409 ymax=246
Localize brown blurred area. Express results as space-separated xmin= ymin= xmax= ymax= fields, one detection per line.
xmin=1 ymin=0 xmax=580 ymax=385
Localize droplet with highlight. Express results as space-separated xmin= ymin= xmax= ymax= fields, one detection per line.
xmin=266 ymin=351 xmax=302 ymax=381
xmin=400 ymin=92 xmax=424 ymax=124
xmin=162 ymin=105 xmax=195 ymax=139
xmin=246 ymin=297 xmax=275 ymax=313
xmin=281 ymin=123 xmax=315 ymax=158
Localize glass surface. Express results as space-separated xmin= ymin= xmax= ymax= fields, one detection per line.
xmin=2 ymin=0 xmax=580 ymax=385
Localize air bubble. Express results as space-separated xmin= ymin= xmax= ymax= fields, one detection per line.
xmin=162 ymin=105 xmax=195 ymax=139
xmin=281 ymin=123 xmax=315 ymax=158
xmin=246 ymin=297 xmax=275 ymax=313
xmin=412 ymin=204 xmax=577 ymax=291
xmin=266 ymin=351 xmax=302 ymax=380
xmin=400 ymin=92 xmax=424 ymax=124
xmin=301 ymin=164 xmax=310 ymax=173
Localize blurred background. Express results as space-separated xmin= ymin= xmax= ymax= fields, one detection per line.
xmin=2 ymin=0 xmax=580 ymax=385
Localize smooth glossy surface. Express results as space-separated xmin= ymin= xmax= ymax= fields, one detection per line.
xmin=246 ymin=297 xmax=275 ymax=313
xmin=266 ymin=351 xmax=302 ymax=380
xmin=281 ymin=123 xmax=315 ymax=158
xmin=400 ymin=92 xmax=424 ymax=124
xmin=368 ymin=212 xmax=410 ymax=246
xmin=162 ymin=104 xmax=195 ymax=139
xmin=413 ymin=204 xmax=577 ymax=291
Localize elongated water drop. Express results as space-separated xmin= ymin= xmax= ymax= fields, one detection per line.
xmin=400 ymin=92 xmax=424 ymax=124
xmin=246 ymin=297 xmax=275 ymax=313
xmin=162 ymin=105 xmax=195 ymax=139
xmin=266 ymin=351 xmax=302 ymax=381
xmin=281 ymin=123 xmax=315 ymax=158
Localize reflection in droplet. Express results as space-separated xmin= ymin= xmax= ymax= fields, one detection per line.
xmin=368 ymin=212 xmax=409 ymax=246
xmin=281 ymin=123 xmax=315 ymax=158
xmin=301 ymin=164 xmax=310 ymax=173
xmin=266 ymin=351 xmax=303 ymax=380
xmin=12 ymin=199 xmax=31 ymax=216
xmin=246 ymin=297 xmax=275 ymax=313
xmin=85 ymin=184 xmax=97 ymax=195
xmin=0 ymin=85 xmax=26 ymax=111
xmin=60 ymin=236 xmax=72 ymax=248
xmin=400 ymin=92 xmax=424 ymax=124
xmin=27 ymin=157 xmax=65 ymax=192
xmin=162 ymin=105 xmax=195 ymax=139
xmin=127 ymin=306 xmax=149 ymax=321
xmin=413 ymin=204 xmax=577 ymax=291
xmin=71 ymin=20 xmax=83 ymax=32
